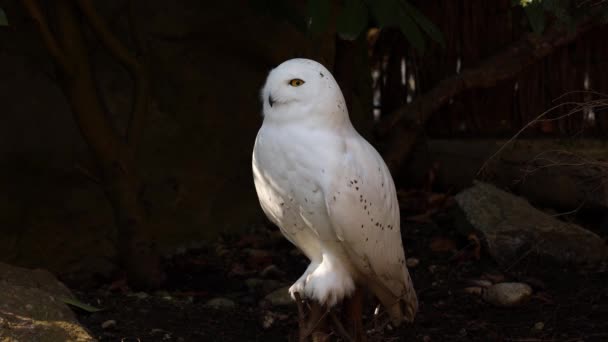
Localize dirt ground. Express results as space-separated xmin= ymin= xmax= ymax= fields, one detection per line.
xmin=70 ymin=200 xmax=608 ymax=342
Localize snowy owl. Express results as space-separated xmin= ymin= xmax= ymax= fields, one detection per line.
xmin=252 ymin=58 xmax=417 ymax=325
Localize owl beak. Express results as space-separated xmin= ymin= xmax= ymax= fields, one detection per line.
xmin=268 ymin=94 xmax=275 ymax=107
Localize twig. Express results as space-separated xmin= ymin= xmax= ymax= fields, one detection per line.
xmin=21 ymin=0 xmax=73 ymax=75
xmin=74 ymin=0 xmax=149 ymax=148
xmin=328 ymin=311 xmax=355 ymax=342
xmin=294 ymin=292 xmax=307 ymax=342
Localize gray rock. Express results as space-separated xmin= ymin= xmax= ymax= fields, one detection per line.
xmin=483 ymin=282 xmax=532 ymax=307
xmin=406 ymin=258 xmax=420 ymax=268
xmin=260 ymin=264 xmax=284 ymax=278
xmin=455 ymin=181 xmax=607 ymax=267
xmin=204 ymin=297 xmax=236 ymax=310
xmin=101 ymin=320 xmax=117 ymax=329
xmin=0 ymin=262 xmax=95 ymax=341
xmin=262 ymin=286 xmax=294 ymax=307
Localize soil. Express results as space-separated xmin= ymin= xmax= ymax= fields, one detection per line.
xmin=69 ymin=200 xmax=608 ymax=342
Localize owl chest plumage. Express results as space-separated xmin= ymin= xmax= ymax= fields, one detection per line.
xmin=252 ymin=123 xmax=345 ymax=257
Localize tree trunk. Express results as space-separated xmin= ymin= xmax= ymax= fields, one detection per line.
xmin=22 ymin=0 xmax=163 ymax=289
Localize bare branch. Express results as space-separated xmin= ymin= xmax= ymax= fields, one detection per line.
xmin=379 ymin=17 xmax=598 ymax=174
xmin=74 ymin=0 xmax=149 ymax=149
xmin=21 ymin=0 xmax=73 ymax=75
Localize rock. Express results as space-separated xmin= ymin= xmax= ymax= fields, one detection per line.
xmin=482 ymin=282 xmax=532 ymax=307
xmin=467 ymin=279 xmax=493 ymax=288
xmin=0 ymin=262 xmax=95 ymax=341
xmin=262 ymin=286 xmax=294 ymax=307
xmin=455 ymin=181 xmax=607 ymax=267
xmin=406 ymin=258 xmax=420 ymax=268
xmin=262 ymin=312 xmax=275 ymax=329
xmin=260 ymin=264 xmax=284 ymax=278
xmin=205 ymin=297 xmax=236 ymax=310
xmin=260 ymin=311 xmax=289 ymax=329
xmin=127 ymin=291 xmax=149 ymax=300
xmin=463 ymin=287 xmax=483 ymax=295
xmin=101 ymin=320 xmax=117 ymax=329
xmin=533 ymin=321 xmax=544 ymax=331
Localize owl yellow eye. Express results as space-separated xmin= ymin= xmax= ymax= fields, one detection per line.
xmin=289 ymin=79 xmax=305 ymax=87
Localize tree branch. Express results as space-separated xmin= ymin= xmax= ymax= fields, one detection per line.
xmin=378 ymin=18 xmax=597 ymax=174
xmin=74 ymin=0 xmax=149 ymax=149
xmin=21 ymin=0 xmax=73 ymax=75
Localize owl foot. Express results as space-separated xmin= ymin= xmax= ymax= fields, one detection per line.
xmin=289 ymin=262 xmax=319 ymax=301
xmin=303 ymin=253 xmax=355 ymax=307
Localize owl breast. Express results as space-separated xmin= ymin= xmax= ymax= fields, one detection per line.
xmin=252 ymin=124 xmax=340 ymax=260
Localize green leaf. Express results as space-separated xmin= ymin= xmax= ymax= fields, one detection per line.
xmin=336 ymin=0 xmax=369 ymax=41
xmin=60 ymin=297 xmax=103 ymax=313
xmin=0 ymin=8 xmax=8 ymax=27
xmin=523 ymin=0 xmax=546 ymax=33
xmin=399 ymin=1 xmax=445 ymax=48
xmin=306 ymin=0 xmax=331 ymax=35
xmin=367 ymin=0 xmax=401 ymax=27
xmin=397 ymin=9 xmax=426 ymax=53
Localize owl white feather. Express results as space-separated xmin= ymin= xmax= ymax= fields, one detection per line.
xmin=252 ymin=58 xmax=417 ymax=324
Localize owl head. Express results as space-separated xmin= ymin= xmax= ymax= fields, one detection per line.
xmin=260 ymin=58 xmax=349 ymax=125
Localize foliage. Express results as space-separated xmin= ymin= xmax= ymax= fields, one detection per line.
xmin=250 ymin=0 xmax=445 ymax=53
xmin=61 ymin=297 xmax=103 ymax=313
xmin=514 ymin=0 xmax=607 ymax=34
xmin=0 ymin=7 xmax=8 ymax=26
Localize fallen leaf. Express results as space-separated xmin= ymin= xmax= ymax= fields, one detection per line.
xmin=430 ymin=237 xmax=457 ymax=253
xmin=61 ymin=297 xmax=103 ymax=313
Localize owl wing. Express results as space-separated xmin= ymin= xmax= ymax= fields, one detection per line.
xmin=323 ymin=135 xmax=417 ymax=324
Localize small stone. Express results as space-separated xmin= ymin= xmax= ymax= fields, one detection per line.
xmin=262 ymin=286 xmax=294 ymax=307
xmin=406 ymin=258 xmax=419 ymax=268
xmin=150 ymin=328 xmax=166 ymax=335
xmin=483 ymin=282 xmax=532 ymax=307
xmin=467 ymin=279 xmax=493 ymax=288
xmin=260 ymin=264 xmax=284 ymax=278
xmin=101 ymin=320 xmax=117 ymax=329
xmin=205 ymin=297 xmax=236 ymax=310
xmin=533 ymin=322 xmax=544 ymax=331
xmin=262 ymin=312 xmax=275 ymax=329
xmin=132 ymin=291 xmax=149 ymax=299
xmin=463 ymin=287 xmax=483 ymax=296
xmin=423 ymin=336 xmax=432 ymax=342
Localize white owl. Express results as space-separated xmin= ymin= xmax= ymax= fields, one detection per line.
xmin=252 ymin=58 xmax=417 ymax=325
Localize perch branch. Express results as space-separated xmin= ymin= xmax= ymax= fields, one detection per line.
xmin=328 ymin=311 xmax=355 ymax=342
xmin=75 ymin=0 xmax=149 ymax=149
xmin=378 ymin=17 xmax=597 ymax=173
xmin=21 ymin=0 xmax=73 ymax=75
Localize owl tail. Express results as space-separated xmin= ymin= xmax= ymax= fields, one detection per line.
xmin=368 ymin=270 xmax=418 ymax=326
